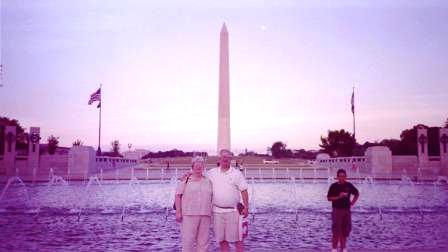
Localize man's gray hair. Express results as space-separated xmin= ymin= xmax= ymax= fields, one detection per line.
xmin=219 ymin=149 xmax=233 ymax=156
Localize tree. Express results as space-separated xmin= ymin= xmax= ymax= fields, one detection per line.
xmin=266 ymin=146 xmax=271 ymax=156
xmin=111 ymin=140 xmax=120 ymax=156
xmin=398 ymin=127 xmax=418 ymax=155
xmin=271 ymin=141 xmax=286 ymax=159
xmin=445 ymin=118 xmax=448 ymax=128
xmin=0 ymin=117 xmax=25 ymax=136
xmin=292 ymin=149 xmax=317 ymax=159
xmin=72 ymin=139 xmax=83 ymax=146
xmin=320 ymin=129 xmax=356 ymax=157
xmin=270 ymin=141 xmax=312 ymax=159
xmin=47 ymin=135 xmax=59 ymax=155
xmin=379 ymin=139 xmax=401 ymax=154
xmin=0 ymin=117 xmax=28 ymax=150
xmin=427 ymin=126 xmax=440 ymax=156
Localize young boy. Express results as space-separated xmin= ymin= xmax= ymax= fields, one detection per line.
xmin=327 ymin=169 xmax=359 ymax=252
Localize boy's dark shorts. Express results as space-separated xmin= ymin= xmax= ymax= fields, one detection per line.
xmin=332 ymin=208 xmax=351 ymax=237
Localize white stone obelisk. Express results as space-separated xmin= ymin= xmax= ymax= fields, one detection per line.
xmin=217 ymin=23 xmax=231 ymax=153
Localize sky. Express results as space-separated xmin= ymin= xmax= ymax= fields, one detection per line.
xmin=1 ymin=0 xmax=447 ymax=154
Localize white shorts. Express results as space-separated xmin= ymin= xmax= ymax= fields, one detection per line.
xmin=213 ymin=211 xmax=240 ymax=242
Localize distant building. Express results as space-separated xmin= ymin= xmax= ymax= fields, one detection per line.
xmin=123 ymin=149 xmax=150 ymax=160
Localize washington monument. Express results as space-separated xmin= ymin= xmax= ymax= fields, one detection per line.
xmin=217 ymin=23 xmax=230 ymax=153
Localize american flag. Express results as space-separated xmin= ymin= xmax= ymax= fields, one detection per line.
xmin=88 ymin=88 xmax=101 ymax=105
xmin=351 ymin=89 xmax=355 ymax=114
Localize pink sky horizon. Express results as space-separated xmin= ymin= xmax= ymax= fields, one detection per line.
xmin=1 ymin=1 xmax=447 ymax=154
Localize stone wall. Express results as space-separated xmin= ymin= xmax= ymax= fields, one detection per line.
xmin=391 ymin=155 xmax=418 ymax=174
xmin=95 ymin=156 xmax=138 ymax=172
xmin=39 ymin=154 xmax=69 ymax=176
xmin=316 ymin=156 xmax=367 ymax=175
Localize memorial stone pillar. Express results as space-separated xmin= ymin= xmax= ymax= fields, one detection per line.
xmin=417 ymin=127 xmax=429 ymax=174
xmin=439 ymin=128 xmax=448 ymax=175
xmin=4 ymin=126 xmax=17 ymax=176
xmin=28 ymin=127 xmax=41 ymax=178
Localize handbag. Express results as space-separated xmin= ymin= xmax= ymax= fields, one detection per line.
xmin=237 ymin=202 xmax=245 ymax=214
xmin=237 ymin=202 xmax=248 ymax=239
xmin=173 ymin=175 xmax=190 ymax=210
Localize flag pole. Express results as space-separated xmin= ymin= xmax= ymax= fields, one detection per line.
xmin=97 ymin=84 xmax=102 ymax=156
xmin=352 ymin=86 xmax=356 ymax=142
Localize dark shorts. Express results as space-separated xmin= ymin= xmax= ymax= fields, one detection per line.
xmin=332 ymin=208 xmax=351 ymax=237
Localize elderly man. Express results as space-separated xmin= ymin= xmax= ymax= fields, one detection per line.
xmin=207 ymin=149 xmax=249 ymax=252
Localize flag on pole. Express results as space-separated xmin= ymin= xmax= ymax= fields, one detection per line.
xmin=351 ymin=89 xmax=355 ymax=114
xmin=88 ymin=88 xmax=101 ymax=105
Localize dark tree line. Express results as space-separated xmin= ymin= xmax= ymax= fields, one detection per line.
xmin=142 ymin=149 xmax=208 ymax=159
xmin=3 ymin=116 xmax=447 ymax=158
xmin=320 ymin=124 xmax=445 ymax=157
xmin=269 ymin=141 xmax=317 ymax=159
xmin=362 ymin=125 xmax=441 ymax=156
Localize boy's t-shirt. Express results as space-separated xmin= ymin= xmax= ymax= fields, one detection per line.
xmin=327 ymin=182 xmax=359 ymax=209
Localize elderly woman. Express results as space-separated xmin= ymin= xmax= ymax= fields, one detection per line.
xmin=175 ymin=156 xmax=213 ymax=252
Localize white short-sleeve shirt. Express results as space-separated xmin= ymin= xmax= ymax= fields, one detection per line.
xmin=206 ymin=166 xmax=248 ymax=213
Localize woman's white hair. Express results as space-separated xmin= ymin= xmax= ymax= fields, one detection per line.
xmin=191 ymin=156 xmax=205 ymax=163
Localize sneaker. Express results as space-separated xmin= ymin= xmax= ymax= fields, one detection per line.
xmin=342 ymin=249 xmax=348 ymax=252
xmin=331 ymin=249 xmax=337 ymax=252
